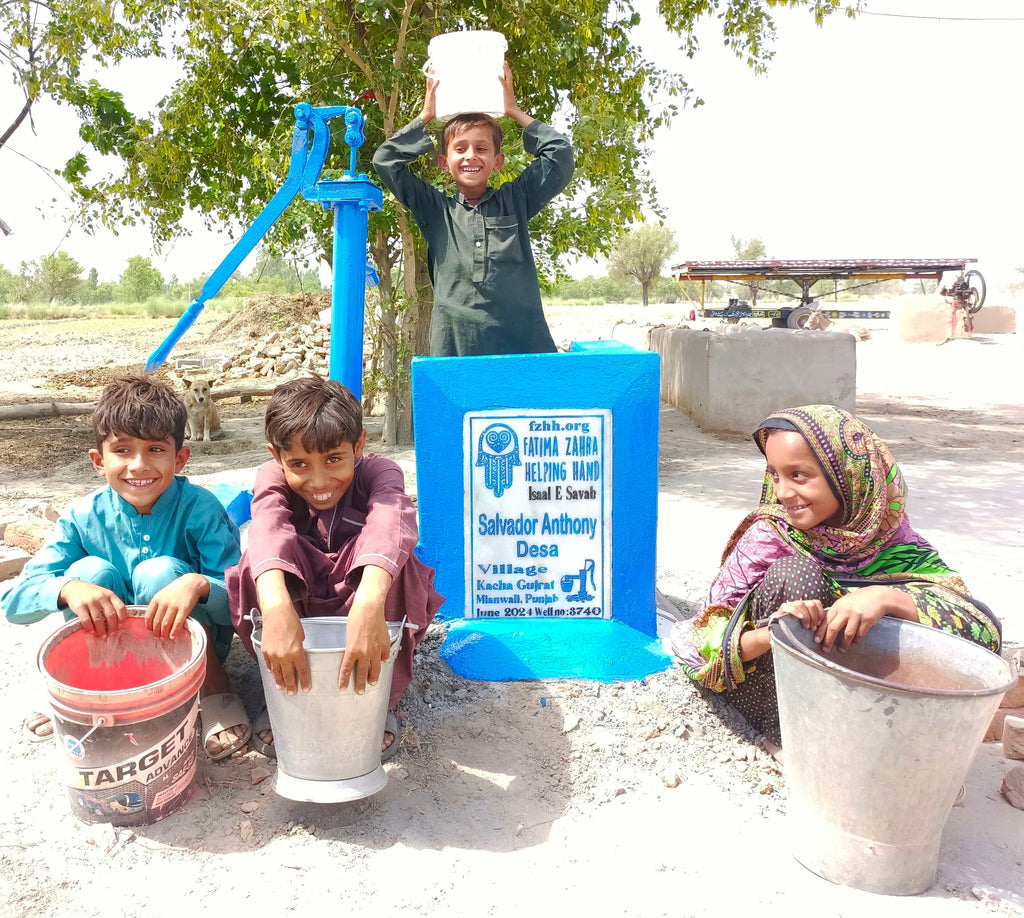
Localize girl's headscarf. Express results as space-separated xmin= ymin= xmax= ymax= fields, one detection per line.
xmin=729 ymin=404 xmax=962 ymax=588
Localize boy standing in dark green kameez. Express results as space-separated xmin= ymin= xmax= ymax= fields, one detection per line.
xmin=373 ymin=63 xmax=574 ymax=356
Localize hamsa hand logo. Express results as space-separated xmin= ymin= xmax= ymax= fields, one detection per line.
xmin=476 ymin=423 xmax=520 ymax=498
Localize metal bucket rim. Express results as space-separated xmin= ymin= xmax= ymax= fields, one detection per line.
xmin=252 ymin=615 xmax=403 ymax=654
xmin=37 ymin=606 xmax=207 ymax=704
xmin=770 ymin=615 xmax=1017 ymax=698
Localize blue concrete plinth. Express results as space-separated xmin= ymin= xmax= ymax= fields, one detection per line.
xmin=413 ymin=342 xmax=662 ymax=682
xmin=440 ymin=619 xmax=672 ymax=682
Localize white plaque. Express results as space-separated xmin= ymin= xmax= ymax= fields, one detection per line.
xmin=464 ymin=409 xmax=612 ymax=620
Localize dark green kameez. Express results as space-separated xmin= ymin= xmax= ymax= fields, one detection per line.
xmin=373 ymin=117 xmax=574 ymax=356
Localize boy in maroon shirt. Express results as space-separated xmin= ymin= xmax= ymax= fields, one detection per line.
xmin=228 ymin=376 xmax=442 ymax=759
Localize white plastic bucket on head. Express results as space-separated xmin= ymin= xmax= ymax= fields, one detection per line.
xmin=424 ymin=30 xmax=507 ymax=120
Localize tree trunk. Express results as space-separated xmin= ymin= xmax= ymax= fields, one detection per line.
xmin=641 ymin=281 xmax=650 ymax=307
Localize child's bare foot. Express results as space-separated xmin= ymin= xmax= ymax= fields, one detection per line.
xmin=23 ymin=712 xmax=54 ymax=741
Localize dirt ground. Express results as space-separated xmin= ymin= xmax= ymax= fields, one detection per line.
xmin=0 ymin=304 xmax=1022 ymax=917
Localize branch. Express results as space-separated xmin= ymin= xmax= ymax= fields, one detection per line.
xmin=388 ymin=0 xmax=415 ymax=127
xmin=0 ymin=94 xmax=33 ymax=152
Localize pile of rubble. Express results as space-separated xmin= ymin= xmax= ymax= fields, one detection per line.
xmin=217 ymin=320 xmax=332 ymax=380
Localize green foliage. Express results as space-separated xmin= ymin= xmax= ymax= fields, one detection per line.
xmin=43 ymin=0 xmax=850 ymax=272
xmin=31 ymin=252 xmax=84 ymax=303
xmin=608 ymin=224 xmax=677 ymax=306
xmin=119 ymin=255 xmax=165 ymax=303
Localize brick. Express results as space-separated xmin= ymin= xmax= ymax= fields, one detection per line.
xmin=2 ymin=521 xmax=52 ymax=554
xmin=1000 ymin=645 xmax=1024 ymax=708
xmin=0 ymin=546 xmax=31 ymax=580
xmin=1003 ymin=678 xmax=1024 ymax=710
xmin=1003 ymin=716 xmax=1024 ymax=760
xmin=985 ymin=707 xmax=1024 ymax=742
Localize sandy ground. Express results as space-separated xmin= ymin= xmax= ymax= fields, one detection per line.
xmin=0 ymin=305 xmax=1022 ymax=917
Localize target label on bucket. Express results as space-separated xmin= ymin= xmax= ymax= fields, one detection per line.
xmin=69 ymin=700 xmax=197 ymax=789
xmin=465 ymin=409 xmax=612 ymax=620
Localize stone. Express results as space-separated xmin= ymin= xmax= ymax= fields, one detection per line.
xmin=1002 ymin=677 xmax=1024 ymax=710
xmin=660 ymin=770 xmax=681 ymax=788
xmin=986 ymin=707 xmax=1024 ymax=742
xmin=1002 ymin=716 xmax=1024 ymax=760
xmin=0 ymin=546 xmax=31 ymax=580
xmin=23 ymin=500 xmax=59 ymax=522
xmin=999 ymin=763 xmax=1024 ymax=810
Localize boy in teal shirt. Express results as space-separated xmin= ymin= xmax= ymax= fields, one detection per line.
xmin=1 ymin=375 xmax=248 ymax=759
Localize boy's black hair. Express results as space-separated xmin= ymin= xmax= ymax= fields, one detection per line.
xmin=92 ymin=375 xmax=187 ymax=450
xmin=440 ymin=113 xmax=503 ymax=155
xmin=264 ymin=375 xmax=363 ymax=454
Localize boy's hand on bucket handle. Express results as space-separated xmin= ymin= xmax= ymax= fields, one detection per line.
xmin=60 ymin=581 xmax=127 ymax=637
xmin=256 ymin=570 xmax=311 ymax=694
xmin=146 ymin=574 xmax=208 ymax=640
xmin=339 ymin=566 xmax=393 ymax=694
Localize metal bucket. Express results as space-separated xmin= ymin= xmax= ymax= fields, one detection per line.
xmin=770 ymin=616 xmax=1016 ymax=895
xmin=252 ymin=616 xmax=402 ymax=786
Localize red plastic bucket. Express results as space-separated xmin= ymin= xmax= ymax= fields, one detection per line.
xmin=37 ymin=608 xmax=207 ymax=826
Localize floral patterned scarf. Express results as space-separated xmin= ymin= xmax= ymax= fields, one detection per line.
xmin=732 ymin=404 xmax=966 ymax=589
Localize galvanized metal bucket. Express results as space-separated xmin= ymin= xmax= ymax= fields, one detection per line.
xmin=770 ymin=615 xmax=1015 ymax=896
xmin=252 ymin=616 xmax=403 ymax=784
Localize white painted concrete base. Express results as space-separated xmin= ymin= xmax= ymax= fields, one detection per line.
xmin=647 ymin=326 xmax=856 ymax=435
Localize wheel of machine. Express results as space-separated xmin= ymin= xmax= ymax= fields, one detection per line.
xmin=786 ymin=305 xmax=813 ymax=329
xmin=964 ymin=269 xmax=986 ymax=314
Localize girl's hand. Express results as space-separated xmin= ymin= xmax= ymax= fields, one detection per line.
xmin=815 ymin=587 xmax=916 ymax=652
xmin=773 ymin=599 xmax=827 ymax=631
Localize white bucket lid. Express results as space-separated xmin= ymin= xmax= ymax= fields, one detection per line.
xmin=427 ymin=29 xmax=507 ymax=55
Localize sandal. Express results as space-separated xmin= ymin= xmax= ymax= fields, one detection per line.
xmin=381 ymin=710 xmax=401 ymax=763
xmin=200 ymin=693 xmax=252 ymax=761
xmin=251 ymin=706 xmax=276 ymax=759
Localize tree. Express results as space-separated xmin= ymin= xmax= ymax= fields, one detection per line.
xmin=730 ymin=234 xmax=767 ymax=305
xmin=31 ymin=252 xmax=83 ymax=303
xmin=45 ymin=0 xmax=853 ymax=441
xmin=119 ymin=256 xmax=164 ymax=303
xmin=1 ymin=0 xmax=164 ymax=156
xmin=608 ymin=224 xmax=677 ymax=307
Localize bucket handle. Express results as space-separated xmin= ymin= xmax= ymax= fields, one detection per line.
xmin=65 ymin=717 xmax=107 ymax=755
xmin=246 ymin=607 xmax=262 ymax=632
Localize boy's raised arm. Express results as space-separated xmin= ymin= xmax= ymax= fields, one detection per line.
xmin=501 ymin=62 xmax=534 ymax=130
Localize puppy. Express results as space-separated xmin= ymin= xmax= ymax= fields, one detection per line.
xmin=182 ymin=377 xmax=226 ymax=442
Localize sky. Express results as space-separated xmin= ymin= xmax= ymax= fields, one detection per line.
xmin=2 ymin=1 xmax=1023 ymax=294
